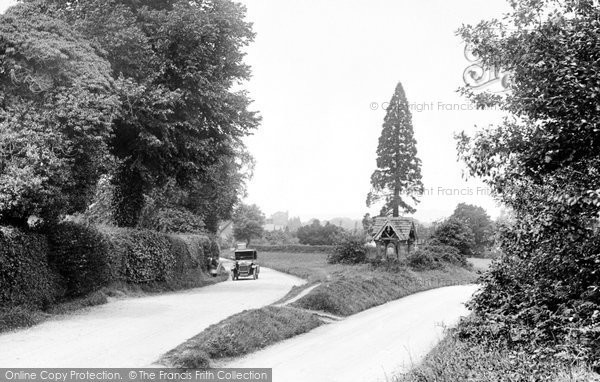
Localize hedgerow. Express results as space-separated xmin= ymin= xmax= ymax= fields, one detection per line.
xmin=0 ymin=226 xmax=55 ymax=308
xmin=0 ymin=222 xmax=221 ymax=329
xmin=252 ymin=244 xmax=335 ymax=253
xmin=47 ymin=222 xmax=112 ymax=297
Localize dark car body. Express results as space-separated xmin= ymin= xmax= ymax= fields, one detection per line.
xmin=231 ymin=249 xmax=260 ymax=280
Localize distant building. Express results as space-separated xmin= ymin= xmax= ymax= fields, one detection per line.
xmin=263 ymin=211 xmax=289 ymax=232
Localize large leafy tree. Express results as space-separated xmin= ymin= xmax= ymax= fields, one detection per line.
xmin=431 ymin=217 xmax=475 ymax=257
xmin=296 ymin=220 xmax=345 ymax=246
xmin=457 ymin=0 xmax=600 ymax=364
xmin=0 ymin=4 xmax=118 ymax=227
xmin=450 ymin=203 xmax=493 ymax=254
xmin=367 ymin=82 xmax=423 ymax=216
xmin=232 ymin=203 xmax=265 ymax=246
xmin=29 ymin=0 xmax=260 ymax=227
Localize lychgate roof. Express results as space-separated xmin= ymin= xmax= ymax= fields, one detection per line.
xmin=372 ymin=217 xmax=416 ymax=241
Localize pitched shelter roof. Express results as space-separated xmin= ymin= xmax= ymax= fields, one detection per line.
xmin=372 ymin=217 xmax=416 ymax=241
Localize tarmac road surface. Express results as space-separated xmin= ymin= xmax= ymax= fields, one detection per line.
xmin=224 ymin=284 xmax=478 ymax=382
xmin=0 ymin=265 xmax=304 ymax=367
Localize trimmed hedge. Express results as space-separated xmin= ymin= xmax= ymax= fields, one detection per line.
xmin=0 ymin=227 xmax=55 ymax=308
xmin=101 ymin=228 xmax=174 ymax=284
xmin=99 ymin=226 xmax=219 ymax=284
xmin=253 ymin=244 xmax=334 ymax=253
xmin=0 ymin=223 xmax=220 ymax=310
xmin=47 ymin=222 xmax=112 ymax=297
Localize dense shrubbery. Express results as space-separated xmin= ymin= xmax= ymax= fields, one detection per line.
xmin=327 ymin=235 xmax=367 ymax=264
xmin=395 ymin=330 xmax=599 ymax=382
xmin=455 ymin=0 xmax=600 ymax=370
xmin=431 ymin=218 xmax=475 ymax=257
xmin=403 ymin=244 xmax=468 ymax=270
xmin=101 ymin=228 xmax=174 ymax=283
xmin=47 ymin=222 xmax=112 ymax=297
xmin=100 ymin=227 xmax=218 ymax=284
xmin=296 ymin=220 xmax=344 ymax=245
xmin=406 ymin=249 xmax=439 ymax=270
xmin=252 ymin=244 xmax=335 ymax=253
xmin=0 ymin=227 xmax=55 ymax=308
xmin=0 ymin=223 xmax=220 ymax=319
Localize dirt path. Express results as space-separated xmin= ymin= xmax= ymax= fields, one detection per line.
xmin=223 ymin=284 xmax=478 ymax=382
xmin=0 ymin=266 xmax=304 ymax=367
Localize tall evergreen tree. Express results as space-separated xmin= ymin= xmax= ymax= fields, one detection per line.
xmin=367 ymin=82 xmax=423 ymax=217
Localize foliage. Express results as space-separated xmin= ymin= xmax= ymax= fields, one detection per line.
xmin=160 ymin=306 xmax=322 ymax=368
xmin=137 ymin=179 xmax=205 ymax=233
xmin=100 ymin=228 xmax=173 ymax=283
xmin=395 ymin=329 xmax=600 ymax=382
xmin=232 ymin=203 xmax=265 ymax=245
xmin=27 ymin=0 xmax=260 ymax=227
xmin=84 ymin=175 xmax=116 ymax=225
xmin=47 ymin=222 xmax=112 ymax=297
xmin=450 ymin=203 xmax=494 ymax=255
xmin=258 ymin=230 xmax=297 ymax=245
xmin=406 ymin=245 xmax=467 ymax=270
xmin=0 ymin=226 xmax=55 ymax=308
xmin=362 ymin=213 xmax=373 ymax=235
xmin=0 ymin=306 xmax=45 ymax=333
xmin=457 ymin=0 xmax=600 ymax=368
xmin=406 ymin=249 xmax=439 ymax=270
xmin=0 ymin=4 xmax=118 ymax=226
xmin=327 ymin=234 xmax=368 ymax=264
xmin=296 ymin=220 xmax=345 ymax=245
xmin=367 ymin=82 xmax=424 ymax=216
xmin=431 ymin=217 xmax=475 ymax=257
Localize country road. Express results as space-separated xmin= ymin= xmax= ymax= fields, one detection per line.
xmin=0 ymin=266 xmax=304 ymax=367
xmin=223 ymin=284 xmax=478 ymax=382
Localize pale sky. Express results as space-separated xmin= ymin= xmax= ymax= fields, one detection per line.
xmin=0 ymin=0 xmax=512 ymax=223
xmin=239 ymin=0 xmax=511 ymax=222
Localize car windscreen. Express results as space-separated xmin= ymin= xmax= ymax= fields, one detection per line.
xmin=235 ymin=251 xmax=255 ymax=260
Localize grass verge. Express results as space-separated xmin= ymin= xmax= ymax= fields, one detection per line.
xmin=160 ymin=251 xmax=478 ymax=367
xmin=291 ymin=265 xmax=475 ymax=316
xmin=394 ymin=329 xmax=600 ymax=382
xmin=159 ymin=306 xmax=322 ymax=368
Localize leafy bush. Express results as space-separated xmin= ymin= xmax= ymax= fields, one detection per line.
xmin=395 ymin=329 xmax=600 ymax=382
xmin=327 ymin=235 xmax=367 ymax=264
xmin=407 ymin=245 xmax=468 ymax=270
xmin=0 ymin=306 xmax=44 ymax=332
xmin=47 ymin=222 xmax=112 ymax=297
xmin=0 ymin=226 xmax=55 ymax=307
xmin=431 ymin=218 xmax=475 ymax=257
xmin=426 ymin=244 xmax=468 ymax=266
xmin=297 ymin=220 xmax=345 ymax=245
xmin=259 ymin=230 xmax=298 ymax=245
xmin=406 ymin=249 xmax=440 ymax=270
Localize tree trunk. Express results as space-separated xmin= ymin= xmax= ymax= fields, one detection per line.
xmin=393 ymin=185 xmax=400 ymax=217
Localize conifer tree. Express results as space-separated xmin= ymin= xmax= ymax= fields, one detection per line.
xmin=367 ymin=82 xmax=423 ymax=217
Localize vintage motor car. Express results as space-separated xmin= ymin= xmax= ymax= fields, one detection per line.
xmin=231 ymin=249 xmax=260 ymax=280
